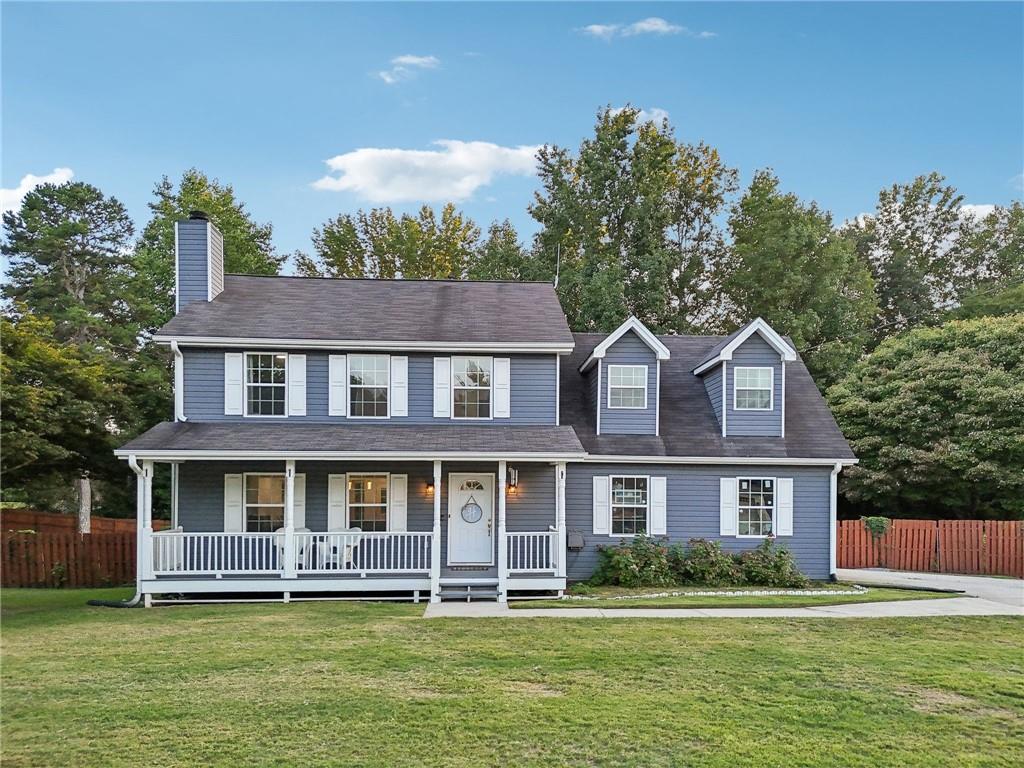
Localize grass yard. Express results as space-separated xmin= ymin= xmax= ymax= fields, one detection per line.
xmin=512 ymin=584 xmax=955 ymax=609
xmin=3 ymin=589 xmax=1022 ymax=768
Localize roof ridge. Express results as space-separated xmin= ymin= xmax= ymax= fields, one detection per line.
xmin=225 ymin=273 xmax=556 ymax=286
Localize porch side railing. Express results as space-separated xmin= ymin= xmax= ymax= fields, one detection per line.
xmin=151 ymin=531 xmax=284 ymax=575
xmin=506 ymin=530 xmax=558 ymax=573
xmin=293 ymin=531 xmax=432 ymax=574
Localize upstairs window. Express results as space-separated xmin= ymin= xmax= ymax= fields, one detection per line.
xmin=348 ymin=474 xmax=388 ymax=531
xmin=610 ymin=476 xmax=649 ymax=535
xmin=608 ymin=365 xmax=647 ymax=409
xmin=349 ymin=355 xmax=389 ymax=418
xmin=245 ymin=474 xmax=285 ymax=532
xmin=734 ymin=367 xmax=773 ymax=410
xmin=738 ymin=478 xmax=774 ymax=536
xmin=246 ymin=353 xmax=287 ymax=416
xmin=453 ymin=356 xmax=492 ymax=419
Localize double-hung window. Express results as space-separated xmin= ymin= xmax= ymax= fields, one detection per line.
xmin=608 ymin=365 xmax=647 ymax=409
xmin=452 ymin=356 xmax=492 ymax=419
xmin=349 ymin=355 xmax=389 ymax=418
xmin=246 ymin=353 xmax=287 ymax=416
xmin=348 ymin=474 xmax=388 ymax=532
xmin=244 ymin=474 xmax=285 ymax=532
xmin=610 ymin=476 xmax=649 ymax=535
xmin=737 ymin=478 xmax=774 ymax=536
xmin=734 ymin=367 xmax=773 ymax=410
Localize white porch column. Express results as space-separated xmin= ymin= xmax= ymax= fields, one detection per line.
xmin=430 ymin=460 xmax=442 ymax=603
xmin=283 ymin=460 xmax=296 ymax=578
xmin=556 ymin=462 xmax=567 ymax=579
xmin=141 ymin=460 xmax=155 ymax=584
xmin=497 ymin=460 xmax=508 ymax=603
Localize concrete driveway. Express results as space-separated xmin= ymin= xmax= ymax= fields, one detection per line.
xmin=838 ymin=568 xmax=1024 ymax=608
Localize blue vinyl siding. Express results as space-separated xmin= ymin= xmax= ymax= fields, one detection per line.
xmin=564 ymin=463 xmax=831 ymax=580
xmin=183 ymin=350 xmax=557 ymax=425
xmin=177 ymin=460 xmax=556 ymax=580
xmin=176 ymin=219 xmax=209 ymax=311
xmin=703 ymin=364 xmax=723 ymax=428
xmin=725 ymin=335 xmax=783 ymax=437
xmin=598 ymin=331 xmax=658 ymax=435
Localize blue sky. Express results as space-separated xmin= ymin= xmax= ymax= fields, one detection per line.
xmin=3 ymin=2 xmax=1022 ymax=268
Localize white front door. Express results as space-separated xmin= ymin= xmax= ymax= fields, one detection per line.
xmin=447 ymin=473 xmax=494 ymax=565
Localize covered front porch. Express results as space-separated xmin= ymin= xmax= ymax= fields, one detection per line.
xmin=128 ymin=456 xmax=569 ymax=604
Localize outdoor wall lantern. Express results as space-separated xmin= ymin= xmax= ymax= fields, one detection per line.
xmin=507 ymin=467 xmax=519 ymax=494
xmin=426 ymin=479 xmax=435 ymax=495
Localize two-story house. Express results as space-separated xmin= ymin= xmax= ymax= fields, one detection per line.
xmin=116 ymin=213 xmax=856 ymax=604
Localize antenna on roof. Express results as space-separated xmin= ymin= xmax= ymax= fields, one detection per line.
xmin=553 ymin=243 xmax=561 ymax=290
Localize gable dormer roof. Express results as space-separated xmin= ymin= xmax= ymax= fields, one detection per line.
xmin=692 ymin=318 xmax=797 ymax=375
xmin=578 ymin=316 xmax=670 ymax=373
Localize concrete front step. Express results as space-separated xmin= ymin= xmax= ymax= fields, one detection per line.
xmin=437 ymin=583 xmax=501 ymax=602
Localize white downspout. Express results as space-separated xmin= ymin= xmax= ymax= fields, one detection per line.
xmin=829 ymin=461 xmax=842 ymax=580
xmin=171 ymin=340 xmax=187 ymax=422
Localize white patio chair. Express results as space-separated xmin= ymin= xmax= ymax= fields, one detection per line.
xmin=318 ymin=527 xmax=362 ymax=571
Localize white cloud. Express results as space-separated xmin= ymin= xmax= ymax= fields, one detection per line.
xmin=0 ymin=167 xmax=74 ymax=215
xmin=612 ymin=106 xmax=670 ymax=124
xmin=377 ymin=54 xmax=440 ymax=85
xmin=312 ymin=140 xmax=540 ymax=203
xmin=579 ymin=17 xmax=716 ymax=40
xmin=959 ymin=204 xmax=996 ymax=221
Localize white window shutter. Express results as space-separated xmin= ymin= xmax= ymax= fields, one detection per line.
xmin=328 ymin=355 xmax=347 ymax=416
xmin=776 ymin=478 xmax=794 ymax=536
xmin=292 ymin=474 xmax=306 ymax=528
xmin=288 ymin=354 xmax=306 ymax=416
xmin=433 ymin=357 xmax=451 ymax=418
xmin=389 ymin=474 xmax=408 ymax=532
xmin=390 ymin=356 xmax=408 ymax=417
xmin=592 ymin=476 xmax=610 ymax=535
xmin=719 ymin=477 xmax=738 ymax=536
xmin=224 ymin=474 xmax=244 ymax=532
xmin=493 ymin=358 xmax=511 ymax=418
xmin=650 ymin=477 xmax=667 ymax=535
xmin=224 ymin=353 xmax=244 ymax=415
xmin=327 ymin=474 xmax=347 ymax=531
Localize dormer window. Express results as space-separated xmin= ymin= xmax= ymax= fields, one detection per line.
xmin=608 ymin=365 xmax=648 ymax=409
xmin=734 ymin=367 xmax=773 ymax=410
xmin=245 ymin=353 xmax=287 ymax=417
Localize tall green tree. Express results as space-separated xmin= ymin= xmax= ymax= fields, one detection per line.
xmin=827 ymin=314 xmax=1024 ymax=519
xmin=720 ymin=171 xmax=878 ymax=384
xmin=529 ymin=106 xmax=737 ymax=332
xmin=298 ymin=203 xmax=483 ymax=279
xmin=468 ymin=220 xmax=533 ymax=280
xmin=129 ymin=169 xmax=283 ymax=332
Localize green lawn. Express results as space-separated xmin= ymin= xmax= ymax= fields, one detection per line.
xmin=3 ymin=589 xmax=1022 ymax=767
xmin=512 ymin=584 xmax=955 ymax=609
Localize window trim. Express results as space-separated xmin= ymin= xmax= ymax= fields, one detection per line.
xmin=451 ymin=355 xmax=494 ymax=421
xmin=346 ymin=472 xmax=391 ymax=531
xmin=733 ymin=366 xmax=774 ymax=412
xmin=242 ymin=472 xmax=286 ymax=532
xmin=608 ymin=474 xmax=651 ymax=537
xmin=606 ymin=364 xmax=648 ymax=410
xmin=346 ymin=353 xmax=391 ymax=420
xmin=243 ymin=352 xmax=289 ymax=419
xmin=736 ymin=475 xmax=776 ymax=538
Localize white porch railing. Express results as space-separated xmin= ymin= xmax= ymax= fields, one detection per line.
xmin=152 ymin=531 xmax=284 ymax=575
xmin=293 ymin=531 xmax=432 ymax=574
xmin=506 ymin=530 xmax=559 ymax=574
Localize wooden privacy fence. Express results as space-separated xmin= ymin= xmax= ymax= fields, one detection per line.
xmin=837 ymin=519 xmax=1024 ymax=578
xmin=1 ymin=533 xmax=136 ymax=588
xmin=2 ymin=509 xmax=167 ymax=534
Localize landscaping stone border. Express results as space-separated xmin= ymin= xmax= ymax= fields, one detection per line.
xmin=561 ymin=585 xmax=869 ymax=602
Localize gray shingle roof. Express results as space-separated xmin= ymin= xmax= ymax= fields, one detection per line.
xmin=156 ymin=275 xmax=574 ymax=347
xmin=116 ymin=421 xmax=586 ymax=457
xmin=562 ymin=333 xmax=855 ymax=460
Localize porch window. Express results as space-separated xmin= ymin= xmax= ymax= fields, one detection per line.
xmin=738 ymin=478 xmax=774 ymax=536
xmin=245 ymin=474 xmax=285 ymax=532
xmin=452 ymin=356 xmax=492 ymax=419
xmin=734 ymin=367 xmax=773 ymax=410
xmin=608 ymin=365 xmax=647 ymax=409
xmin=348 ymin=474 xmax=388 ymax=531
xmin=245 ymin=353 xmax=287 ymax=416
xmin=610 ymin=476 xmax=648 ymax=535
xmin=349 ymin=355 xmax=389 ymax=418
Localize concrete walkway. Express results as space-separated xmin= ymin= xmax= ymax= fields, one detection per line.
xmin=425 ymin=594 xmax=1022 ymax=619
xmin=837 ymin=568 xmax=1024 ymax=608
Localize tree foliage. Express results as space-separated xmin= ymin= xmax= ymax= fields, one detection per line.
xmin=827 ymin=314 xmax=1024 ymax=519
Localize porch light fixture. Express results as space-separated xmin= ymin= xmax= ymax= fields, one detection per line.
xmin=426 ymin=479 xmax=435 ymax=495
xmin=507 ymin=467 xmax=519 ymax=494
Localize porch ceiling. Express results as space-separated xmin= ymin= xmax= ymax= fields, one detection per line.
xmin=115 ymin=421 xmax=586 ymax=460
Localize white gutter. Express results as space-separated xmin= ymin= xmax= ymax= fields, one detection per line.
xmin=829 ymin=461 xmax=843 ymax=579
xmin=153 ymin=335 xmax=575 ymax=354
xmin=583 ymin=455 xmax=859 ymax=467
xmin=115 ymin=449 xmax=588 ymax=462
xmin=170 ymin=341 xmax=187 ymax=422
